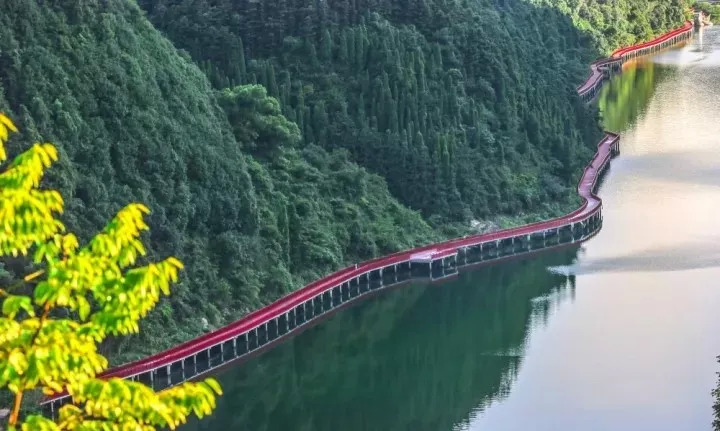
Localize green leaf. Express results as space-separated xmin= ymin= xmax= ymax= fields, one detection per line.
xmin=77 ymin=296 xmax=91 ymax=321
xmin=34 ymin=282 xmax=52 ymax=305
xmin=21 ymin=415 xmax=60 ymax=431
xmin=2 ymin=295 xmax=35 ymax=319
xmin=203 ymin=377 xmax=223 ymax=395
xmin=0 ymin=115 xmax=214 ymax=430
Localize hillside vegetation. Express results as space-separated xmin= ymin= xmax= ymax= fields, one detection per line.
xmin=0 ymin=1 xmax=433 ymax=361
xmin=0 ymin=0 xmax=687 ymax=360
xmin=535 ymin=0 xmax=689 ymax=53
xmin=142 ymin=0 xmax=601 ymax=222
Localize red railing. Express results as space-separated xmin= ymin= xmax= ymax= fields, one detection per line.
xmin=45 ymin=20 xmax=692 ymax=403
xmin=577 ymin=21 xmax=693 ymax=97
xmin=611 ymin=21 xmax=693 ymax=59
xmin=87 ymin=146 xmax=618 ymax=385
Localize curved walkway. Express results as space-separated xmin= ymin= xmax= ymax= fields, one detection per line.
xmin=578 ymin=22 xmax=693 ymax=102
xmin=43 ymin=21 xmax=694 ymax=416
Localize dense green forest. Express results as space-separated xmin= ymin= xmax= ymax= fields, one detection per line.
xmin=139 ymin=0 xmax=686 ymax=222
xmin=0 ymin=0 xmax=687 ymax=361
xmin=141 ymin=0 xmax=602 ymax=222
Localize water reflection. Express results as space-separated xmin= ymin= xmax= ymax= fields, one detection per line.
xmin=184 ymin=249 xmax=579 ymax=431
xmin=597 ymin=60 xmax=667 ymax=132
xmin=689 ymin=27 xmax=720 ymax=66
xmin=469 ymin=27 xmax=720 ymax=431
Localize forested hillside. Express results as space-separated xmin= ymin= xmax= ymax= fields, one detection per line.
xmin=0 ymin=1 xmax=433 ymax=361
xmin=0 ymin=0 xmax=687 ymax=360
xmin=141 ymin=0 xmax=602 ymax=222
xmin=139 ymin=0 xmax=686 ymax=224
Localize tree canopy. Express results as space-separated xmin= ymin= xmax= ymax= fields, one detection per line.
xmin=0 ymin=114 xmax=220 ymax=430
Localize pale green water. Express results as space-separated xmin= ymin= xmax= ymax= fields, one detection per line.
xmin=185 ymin=27 xmax=720 ymax=431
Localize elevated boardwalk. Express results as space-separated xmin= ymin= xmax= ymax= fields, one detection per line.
xmin=577 ymin=21 xmax=693 ymax=102
xmin=42 ymin=21 xmax=693 ymax=417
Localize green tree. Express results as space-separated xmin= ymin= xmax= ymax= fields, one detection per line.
xmin=321 ymin=29 xmax=333 ymax=62
xmin=0 ymin=114 xmax=221 ymax=430
xmin=217 ymin=85 xmax=301 ymax=157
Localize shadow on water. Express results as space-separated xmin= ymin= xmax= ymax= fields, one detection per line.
xmin=549 ymin=239 xmax=720 ymax=276
xmin=183 ymin=248 xmax=580 ymax=431
xmin=620 ymin=151 xmax=720 ymax=188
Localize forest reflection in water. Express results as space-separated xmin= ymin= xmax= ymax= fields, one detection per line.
xmin=598 ymin=59 xmax=664 ymax=132
xmin=184 ymin=249 xmax=579 ymax=431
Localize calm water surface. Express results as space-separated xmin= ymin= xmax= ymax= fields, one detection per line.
xmin=186 ymin=28 xmax=720 ymax=431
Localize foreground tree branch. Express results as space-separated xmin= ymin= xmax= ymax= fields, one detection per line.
xmin=0 ymin=114 xmax=222 ymax=430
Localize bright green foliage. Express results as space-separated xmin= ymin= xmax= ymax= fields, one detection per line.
xmin=0 ymin=115 xmax=220 ymax=430
xmin=56 ymin=378 xmax=220 ymax=430
xmin=0 ymin=141 xmax=62 ymax=257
